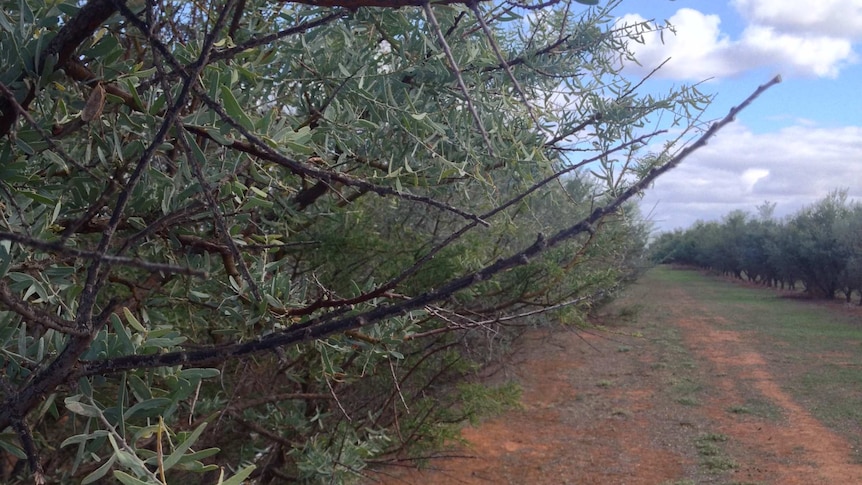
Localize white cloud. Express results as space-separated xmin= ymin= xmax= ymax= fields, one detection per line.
xmin=741 ymin=26 xmax=854 ymax=77
xmin=740 ymin=168 xmax=769 ymax=192
xmin=732 ymin=0 xmax=862 ymax=39
xmin=617 ymin=10 xmax=739 ymax=79
xmin=618 ymin=7 xmax=858 ymax=80
xmin=640 ymin=123 xmax=862 ymax=232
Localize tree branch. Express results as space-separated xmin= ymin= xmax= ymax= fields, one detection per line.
xmin=72 ymin=75 xmax=781 ymax=379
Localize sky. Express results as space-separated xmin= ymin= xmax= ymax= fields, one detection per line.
xmin=612 ymin=0 xmax=862 ymax=233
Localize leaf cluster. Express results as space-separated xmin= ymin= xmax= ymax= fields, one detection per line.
xmin=0 ymin=0 xmax=755 ymax=482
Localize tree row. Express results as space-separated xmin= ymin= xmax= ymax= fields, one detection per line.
xmin=650 ymin=191 xmax=862 ymax=302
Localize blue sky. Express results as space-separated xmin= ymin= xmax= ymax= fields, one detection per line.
xmin=613 ymin=0 xmax=862 ymax=232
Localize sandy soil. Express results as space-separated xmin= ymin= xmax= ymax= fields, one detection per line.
xmin=366 ymin=275 xmax=862 ymax=485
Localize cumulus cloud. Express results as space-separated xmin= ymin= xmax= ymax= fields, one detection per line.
xmin=732 ymin=0 xmax=862 ymax=39
xmin=617 ymin=10 xmax=736 ymax=79
xmin=618 ymin=6 xmax=858 ymax=80
xmin=639 ymin=123 xmax=862 ymax=232
xmin=741 ymin=25 xmax=854 ymax=77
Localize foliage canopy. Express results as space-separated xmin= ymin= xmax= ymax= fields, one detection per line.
xmin=651 ymin=191 xmax=862 ymax=301
xmin=0 ymin=0 xmax=774 ymax=482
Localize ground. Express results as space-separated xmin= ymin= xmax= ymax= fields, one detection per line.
xmin=366 ymin=267 xmax=862 ymax=484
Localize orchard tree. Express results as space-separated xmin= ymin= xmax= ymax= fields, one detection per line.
xmin=0 ymin=0 xmax=776 ymax=482
xmin=651 ymin=191 xmax=862 ymax=298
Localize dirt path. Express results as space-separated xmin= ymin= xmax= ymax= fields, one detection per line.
xmin=368 ymin=270 xmax=862 ymax=484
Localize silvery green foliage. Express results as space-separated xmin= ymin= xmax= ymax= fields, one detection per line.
xmin=0 ymin=0 xmax=713 ymax=482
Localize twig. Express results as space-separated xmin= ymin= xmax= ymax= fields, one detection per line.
xmin=469 ymin=3 xmax=544 ymax=132
xmin=0 ymin=281 xmax=89 ymax=337
xmin=0 ymin=231 xmax=207 ymax=277
xmin=176 ymin=130 xmax=262 ymax=301
xmin=423 ymin=2 xmax=496 ymax=158
xmin=72 ymin=75 xmax=781 ymax=379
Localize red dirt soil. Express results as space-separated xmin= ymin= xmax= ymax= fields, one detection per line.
xmin=366 ymin=279 xmax=862 ymax=485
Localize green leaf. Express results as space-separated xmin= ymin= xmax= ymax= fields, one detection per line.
xmin=125 ymin=398 xmax=172 ymax=419
xmin=0 ymin=240 xmax=11 ymax=279
xmin=179 ymin=368 xmax=220 ymax=380
xmin=123 ymin=307 xmax=147 ymax=333
xmin=0 ymin=434 xmax=26 ymax=459
xmin=219 ymin=85 xmax=254 ymax=131
xmin=113 ymin=471 xmax=153 ymax=485
xmin=64 ymin=398 xmax=102 ymax=418
xmin=163 ymin=421 xmax=207 ymax=471
xmin=18 ymin=190 xmax=54 ymax=205
xmin=127 ymin=375 xmax=152 ymax=402
xmin=60 ymin=430 xmax=110 ymax=448
xmin=217 ymin=464 xmax=256 ymax=485
xmin=82 ymin=454 xmax=117 ymax=484
xmin=175 ymin=447 xmax=220 ymax=464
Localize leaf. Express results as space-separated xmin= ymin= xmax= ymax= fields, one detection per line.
xmin=0 ymin=434 xmax=26 ymax=459
xmin=81 ymin=83 xmax=106 ymax=122
xmin=124 ymin=78 xmax=144 ymax=111
xmin=127 ymin=375 xmax=152 ymax=402
xmin=162 ymin=421 xmax=207 ymax=471
xmin=123 ymin=307 xmax=147 ymax=333
xmin=64 ymin=398 xmax=101 ymax=418
xmin=18 ymin=190 xmax=54 ymax=205
xmin=355 ymin=119 xmax=378 ymax=130
xmin=113 ymin=471 xmax=152 ymax=485
xmin=125 ymin=398 xmax=172 ymax=419
xmin=111 ymin=315 xmax=135 ymax=353
xmin=219 ymin=85 xmax=255 ymax=131
xmin=81 ymin=454 xmax=117 ymax=484
xmin=60 ymin=430 xmax=110 ymax=448
xmin=179 ymin=368 xmax=220 ymax=380
xmin=0 ymin=240 xmax=11 ymax=279
xmin=217 ymin=464 xmax=256 ymax=485
xmin=174 ymin=447 xmax=220 ymax=464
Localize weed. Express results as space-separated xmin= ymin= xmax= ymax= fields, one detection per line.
xmin=616 ymin=304 xmax=642 ymax=321
xmin=694 ymin=433 xmax=736 ymax=472
xmin=596 ymin=380 xmax=613 ymax=388
xmin=670 ymin=377 xmax=702 ymax=396
xmin=611 ymin=408 xmax=632 ymax=418
xmin=726 ymin=399 xmax=783 ymax=420
xmin=697 ymin=433 xmax=728 ymax=443
xmin=701 ymin=455 xmax=737 ymax=471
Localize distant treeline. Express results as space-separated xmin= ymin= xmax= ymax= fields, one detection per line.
xmin=650 ymin=190 xmax=862 ymax=302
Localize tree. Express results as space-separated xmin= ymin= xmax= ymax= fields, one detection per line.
xmin=784 ymin=190 xmax=852 ymax=298
xmin=0 ymin=0 xmax=775 ymax=482
xmin=650 ymin=191 xmax=862 ymax=298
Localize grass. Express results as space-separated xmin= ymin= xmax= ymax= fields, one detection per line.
xmin=695 ymin=433 xmax=737 ymax=472
xmin=646 ymin=266 xmax=862 ymax=459
xmin=726 ymin=398 xmax=783 ymax=420
xmin=600 ymin=265 xmax=862 ymax=477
